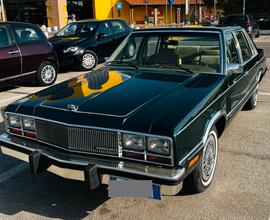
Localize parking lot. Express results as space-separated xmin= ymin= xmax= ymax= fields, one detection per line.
xmin=0 ymin=37 xmax=269 ymax=220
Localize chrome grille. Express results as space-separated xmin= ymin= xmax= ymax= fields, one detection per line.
xmin=36 ymin=120 xmax=119 ymax=156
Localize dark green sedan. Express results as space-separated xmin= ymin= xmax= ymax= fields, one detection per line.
xmin=0 ymin=27 xmax=267 ymax=198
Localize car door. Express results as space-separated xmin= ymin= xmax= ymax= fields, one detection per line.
xmin=0 ymin=25 xmax=21 ymax=82
xmin=225 ymin=32 xmax=249 ymax=114
xmin=11 ymin=24 xmax=49 ymax=74
xmin=94 ymin=21 xmax=115 ymax=60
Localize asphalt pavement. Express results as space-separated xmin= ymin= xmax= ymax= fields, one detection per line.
xmin=0 ymin=38 xmax=269 ymax=220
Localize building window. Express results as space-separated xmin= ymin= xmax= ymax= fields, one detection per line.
xmin=67 ymin=0 xmax=93 ymax=20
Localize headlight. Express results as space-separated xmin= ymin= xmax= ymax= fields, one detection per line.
xmin=22 ymin=117 xmax=35 ymax=131
xmin=8 ymin=115 xmax=21 ymax=128
xmin=63 ymin=46 xmax=78 ymax=53
xmin=147 ymin=137 xmax=171 ymax=155
xmin=122 ymin=134 xmax=145 ymax=151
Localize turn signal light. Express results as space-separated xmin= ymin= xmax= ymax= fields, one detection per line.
xmin=188 ymin=155 xmax=200 ymax=168
xmin=122 ymin=151 xmax=145 ymax=160
xmin=147 ymin=155 xmax=171 ymax=165
xmin=9 ymin=128 xmax=22 ymax=136
xmin=24 ymin=131 xmax=37 ymax=139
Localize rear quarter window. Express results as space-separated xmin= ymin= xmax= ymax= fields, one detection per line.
xmin=12 ymin=25 xmax=45 ymax=45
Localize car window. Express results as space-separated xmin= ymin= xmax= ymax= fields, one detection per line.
xmin=0 ymin=27 xmax=11 ymax=48
xmin=235 ymin=31 xmax=253 ymax=62
xmin=109 ymin=32 xmax=221 ymax=74
xmin=96 ymin=22 xmax=113 ymax=37
xmin=12 ymin=25 xmax=44 ymax=44
xmin=225 ymin=33 xmax=240 ymax=64
xmin=80 ymin=23 xmax=97 ymax=34
xmin=111 ymin=21 xmax=126 ymax=34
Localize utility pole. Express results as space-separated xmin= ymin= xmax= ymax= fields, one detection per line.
xmin=165 ymin=0 xmax=168 ymax=25
xmin=213 ymin=0 xmax=216 ymax=21
xmin=243 ymin=0 xmax=246 ymax=15
xmin=0 ymin=0 xmax=6 ymax=21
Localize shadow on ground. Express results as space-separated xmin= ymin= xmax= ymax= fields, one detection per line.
xmin=0 ymin=169 xmax=109 ymax=220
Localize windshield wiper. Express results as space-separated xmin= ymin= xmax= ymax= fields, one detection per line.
xmin=106 ymin=61 xmax=138 ymax=70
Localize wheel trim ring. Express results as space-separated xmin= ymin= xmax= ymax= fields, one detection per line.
xmin=82 ymin=54 xmax=96 ymax=69
xmin=41 ymin=65 xmax=56 ymax=84
xmin=201 ymin=130 xmax=218 ymax=186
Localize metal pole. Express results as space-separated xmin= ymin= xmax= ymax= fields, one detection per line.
xmin=165 ymin=0 xmax=168 ymax=25
xmin=243 ymin=0 xmax=246 ymax=15
xmin=0 ymin=0 xmax=6 ymax=21
xmin=213 ymin=0 xmax=216 ymax=21
xmin=170 ymin=4 xmax=172 ymax=25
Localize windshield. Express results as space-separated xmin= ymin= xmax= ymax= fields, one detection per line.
xmin=56 ymin=22 xmax=98 ymax=37
xmin=108 ymin=32 xmax=222 ymax=74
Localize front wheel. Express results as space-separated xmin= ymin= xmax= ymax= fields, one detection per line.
xmin=37 ymin=61 xmax=57 ymax=86
xmin=183 ymin=127 xmax=219 ymax=193
xmin=80 ymin=51 xmax=98 ymax=71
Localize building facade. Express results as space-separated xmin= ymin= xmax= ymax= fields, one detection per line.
xmin=1 ymin=0 xmax=206 ymax=28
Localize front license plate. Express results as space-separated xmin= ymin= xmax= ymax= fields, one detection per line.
xmin=108 ymin=176 xmax=161 ymax=200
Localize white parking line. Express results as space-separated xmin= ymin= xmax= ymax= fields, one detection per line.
xmin=259 ymin=92 xmax=270 ymax=96
xmin=0 ymin=163 xmax=28 ymax=184
xmin=0 ymin=95 xmax=25 ymax=105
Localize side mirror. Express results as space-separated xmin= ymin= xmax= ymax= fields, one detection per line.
xmin=227 ymin=63 xmax=243 ymax=75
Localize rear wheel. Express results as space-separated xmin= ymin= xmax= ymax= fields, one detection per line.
xmin=244 ymin=84 xmax=259 ymax=110
xmin=80 ymin=50 xmax=98 ymax=71
xmin=183 ymin=126 xmax=219 ymax=193
xmin=36 ymin=61 xmax=57 ymax=86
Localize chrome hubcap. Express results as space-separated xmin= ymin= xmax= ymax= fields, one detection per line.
xmin=201 ymin=132 xmax=217 ymax=185
xmin=41 ymin=65 xmax=56 ymax=84
xmin=82 ymin=53 xmax=96 ymax=69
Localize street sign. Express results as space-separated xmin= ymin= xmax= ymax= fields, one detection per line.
xmin=168 ymin=0 xmax=174 ymax=5
xmin=116 ymin=2 xmax=122 ymax=10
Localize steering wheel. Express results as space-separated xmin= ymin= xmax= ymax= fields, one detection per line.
xmin=189 ymin=59 xmax=209 ymax=67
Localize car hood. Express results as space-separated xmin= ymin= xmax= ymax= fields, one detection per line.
xmin=49 ymin=36 xmax=91 ymax=50
xmin=8 ymin=68 xmax=225 ymax=135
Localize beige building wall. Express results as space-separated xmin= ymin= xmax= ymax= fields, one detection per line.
xmin=46 ymin=0 xmax=68 ymax=28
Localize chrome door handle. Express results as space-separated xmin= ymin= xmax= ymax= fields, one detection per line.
xmin=9 ymin=50 xmax=20 ymax=55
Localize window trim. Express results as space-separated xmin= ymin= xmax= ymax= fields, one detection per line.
xmin=233 ymin=30 xmax=257 ymax=65
xmin=225 ymin=32 xmax=241 ymax=65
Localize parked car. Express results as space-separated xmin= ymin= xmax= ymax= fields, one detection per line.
xmin=0 ymin=22 xmax=58 ymax=87
xmin=49 ymin=19 xmax=131 ymax=71
xmin=0 ymin=27 xmax=267 ymax=198
xmin=222 ymin=14 xmax=260 ymax=38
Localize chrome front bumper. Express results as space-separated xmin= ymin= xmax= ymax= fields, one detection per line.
xmin=0 ymin=133 xmax=185 ymax=195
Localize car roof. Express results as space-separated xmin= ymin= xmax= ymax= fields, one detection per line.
xmin=133 ymin=26 xmax=243 ymax=34
xmin=75 ymin=18 xmax=125 ymax=23
xmin=0 ymin=21 xmax=38 ymax=26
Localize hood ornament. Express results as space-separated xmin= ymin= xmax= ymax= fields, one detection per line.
xmin=68 ymin=104 xmax=79 ymax=112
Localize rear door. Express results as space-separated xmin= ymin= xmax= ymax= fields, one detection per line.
xmin=225 ymin=32 xmax=248 ymax=113
xmin=11 ymin=24 xmax=49 ymax=74
xmin=0 ymin=25 xmax=21 ymax=82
